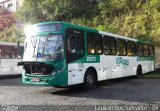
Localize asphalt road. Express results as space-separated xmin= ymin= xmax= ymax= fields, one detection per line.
xmin=0 ymin=77 xmax=160 ymax=111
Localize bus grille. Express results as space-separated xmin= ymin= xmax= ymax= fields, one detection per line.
xmin=23 ymin=63 xmax=53 ymax=75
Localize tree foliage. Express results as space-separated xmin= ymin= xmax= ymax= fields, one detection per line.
xmin=0 ymin=8 xmax=15 ymax=31
xmin=0 ymin=8 xmax=19 ymax=42
xmin=1 ymin=0 xmax=160 ymax=44
xmin=17 ymin=0 xmax=99 ymax=23
xmin=98 ymin=0 xmax=160 ymax=45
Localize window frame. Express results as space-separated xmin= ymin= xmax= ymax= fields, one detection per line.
xmin=143 ymin=44 xmax=149 ymax=57
xmin=127 ymin=41 xmax=136 ymax=56
xmin=0 ymin=46 xmax=16 ymax=59
xmin=136 ymin=43 xmax=143 ymax=56
xmin=116 ymin=39 xmax=127 ymax=56
xmin=87 ymin=32 xmax=103 ymax=55
xmin=103 ymin=36 xmax=117 ymax=55
xmin=16 ymin=46 xmax=24 ymax=59
xmin=148 ymin=45 xmax=154 ymax=57
xmin=65 ymin=28 xmax=85 ymax=63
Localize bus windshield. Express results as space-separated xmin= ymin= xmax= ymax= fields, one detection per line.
xmin=37 ymin=35 xmax=64 ymax=61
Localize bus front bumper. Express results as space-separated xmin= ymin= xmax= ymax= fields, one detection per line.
xmin=22 ymin=75 xmax=67 ymax=87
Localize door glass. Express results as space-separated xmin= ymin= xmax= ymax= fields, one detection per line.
xmin=66 ymin=28 xmax=84 ymax=63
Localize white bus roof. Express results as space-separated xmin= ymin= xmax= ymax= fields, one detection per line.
xmin=99 ymin=31 xmax=137 ymax=42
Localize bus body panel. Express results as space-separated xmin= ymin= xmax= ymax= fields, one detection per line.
xmin=22 ymin=58 xmax=69 ymax=87
xmin=0 ymin=42 xmax=23 ymax=76
xmin=0 ymin=59 xmax=23 ymax=75
xmin=137 ymin=56 xmax=154 ymax=74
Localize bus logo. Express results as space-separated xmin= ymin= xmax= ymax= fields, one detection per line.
xmin=116 ymin=57 xmax=129 ymax=66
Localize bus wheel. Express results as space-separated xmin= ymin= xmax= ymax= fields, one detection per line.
xmin=135 ymin=66 xmax=142 ymax=79
xmin=84 ymin=69 xmax=96 ymax=89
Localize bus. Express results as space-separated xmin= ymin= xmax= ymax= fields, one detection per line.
xmin=18 ymin=22 xmax=155 ymax=89
xmin=0 ymin=42 xmax=23 ymax=76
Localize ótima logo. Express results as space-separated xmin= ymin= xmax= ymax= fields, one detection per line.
xmin=116 ymin=57 xmax=129 ymax=66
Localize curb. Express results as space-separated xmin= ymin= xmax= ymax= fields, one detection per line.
xmin=0 ymin=74 xmax=21 ymax=79
xmin=142 ymin=76 xmax=160 ymax=79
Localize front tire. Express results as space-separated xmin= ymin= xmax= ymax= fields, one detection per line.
xmin=84 ymin=69 xmax=96 ymax=89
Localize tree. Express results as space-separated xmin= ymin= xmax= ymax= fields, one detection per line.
xmin=0 ymin=8 xmax=15 ymax=31
xmin=17 ymin=0 xmax=99 ymax=23
xmin=0 ymin=8 xmax=18 ymax=42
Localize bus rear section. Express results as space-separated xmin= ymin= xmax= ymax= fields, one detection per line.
xmin=0 ymin=42 xmax=23 ymax=76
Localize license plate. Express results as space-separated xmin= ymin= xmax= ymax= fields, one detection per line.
xmin=32 ymin=78 xmax=40 ymax=82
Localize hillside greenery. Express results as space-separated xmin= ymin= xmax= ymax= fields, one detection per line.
xmin=0 ymin=0 xmax=160 ymax=45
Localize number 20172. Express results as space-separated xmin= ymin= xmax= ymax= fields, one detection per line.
xmin=87 ymin=56 xmax=96 ymax=62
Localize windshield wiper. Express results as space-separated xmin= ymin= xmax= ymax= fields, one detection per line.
xmin=42 ymin=33 xmax=53 ymax=55
xmin=31 ymin=36 xmax=38 ymax=57
xmin=31 ymin=36 xmax=37 ymax=48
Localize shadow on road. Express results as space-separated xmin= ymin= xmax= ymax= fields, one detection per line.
xmin=49 ymin=77 xmax=160 ymax=104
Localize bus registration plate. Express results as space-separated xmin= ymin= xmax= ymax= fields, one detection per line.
xmin=32 ymin=78 xmax=40 ymax=82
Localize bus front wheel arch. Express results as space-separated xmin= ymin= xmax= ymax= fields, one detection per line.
xmin=83 ymin=68 xmax=97 ymax=89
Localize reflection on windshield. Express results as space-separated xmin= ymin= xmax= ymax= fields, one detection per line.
xmin=31 ymin=36 xmax=37 ymax=48
xmin=37 ymin=35 xmax=64 ymax=61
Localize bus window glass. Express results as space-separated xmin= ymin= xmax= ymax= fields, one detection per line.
xmin=103 ymin=36 xmax=116 ymax=55
xmin=136 ymin=44 xmax=143 ymax=56
xmin=66 ymin=28 xmax=84 ymax=63
xmin=37 ymin=35 xmax=64 ymax=61
xmin=127 ymin=41 xmax=135 ymax=56
xmin=149 ymin=45 xmax=154 ymax=56
xmin=117 ymin=39 xmax=127 ymax=56
xmin=10 ymin=47 xmax=16 ymax=58
xmin=87 ymin=33 xmax=102 ymax=55
xmin=16 ymin=46 xmax=24 ymax=59
xmin=2 ymin=46 xmax=16 ymax=59
xmin=67 ymin=35 xmax=83 ymax=54
xmin=143 ymin=45 xmax=148 ymax=56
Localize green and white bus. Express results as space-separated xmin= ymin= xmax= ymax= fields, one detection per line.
xmin=18 ymin=21 xmax=155 ymax=89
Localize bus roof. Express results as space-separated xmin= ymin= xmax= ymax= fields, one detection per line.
xmin=61 ymin=22 xmax=137 ymax=42
xmin=99 ymin=31 xmax=137 ymax=42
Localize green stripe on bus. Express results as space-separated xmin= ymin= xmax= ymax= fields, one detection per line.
xmin=137 ymin=56 xmax=154 ymax=61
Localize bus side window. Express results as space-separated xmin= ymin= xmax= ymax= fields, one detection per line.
xmin=148 ymin=45 xmax=154 ymax=56
xmin=9 ymin=47 xmax=16 ymax=58
xmin=103 ymin=36 xmax=116 ymax=55
xmin=67 ymin=35 xmax=76 ymax=53
xmin=1 ymin=46 xmax=16 ymax=59
xmin=16 ymin=46 xmax=24 ymax=59
xmin=143 ymin=44 xmax=149 ymax=56
xmin=66 ymin=28 xmax=84 ymax=63
xmin=136 ymin=44 xmax=143 ymax=56
xmin=117 ymin=39 xmax=127 ymax=56
xmin=127 ymin=41 xmax=136 ymax=56
xmin=67 ymin=34 xmax=83 ymax=54
xmin=87 ymin=32 xmax=102 ymax=55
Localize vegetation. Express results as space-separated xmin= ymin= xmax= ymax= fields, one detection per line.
xmin=143 ymin=73 xmax=160 ymax=78
xmin=0 ymin=8 xmax=24 ymax=42
xmin=1 ymin=0 xmax=160 ymax=45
